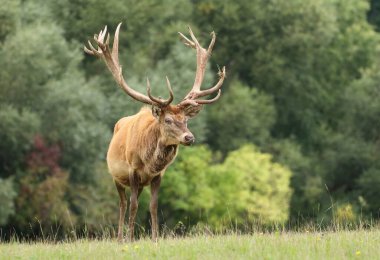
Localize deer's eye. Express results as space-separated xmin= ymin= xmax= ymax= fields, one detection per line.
xmin=165 ymin=118 xmax=173 ymax=124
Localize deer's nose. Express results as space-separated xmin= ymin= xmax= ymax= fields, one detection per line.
xmin=184 ymin=134 xmax=195 ymax=144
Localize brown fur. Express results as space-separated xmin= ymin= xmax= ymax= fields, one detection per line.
xmin=107 ymin=105 xmax=195 ymax=242
xmin=107 ymin=106 xmax=189 ymax=186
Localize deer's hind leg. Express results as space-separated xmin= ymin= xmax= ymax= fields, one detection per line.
xmin=115 ymin=181 xmax=127 ymax=243
xmin=128 ymin=172 xmax=142 ymax=242
xmin=150 ymin=175 xmax=161 ymax=242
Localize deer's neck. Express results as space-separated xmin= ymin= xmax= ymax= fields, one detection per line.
xmin=150 ymin=139 xmax=178 ymax=174
xmin=142 ymin=122 xmax=178 ymax=174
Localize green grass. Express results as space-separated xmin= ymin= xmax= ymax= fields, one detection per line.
xmin=1 ymin=230 xmax=379 ymax=259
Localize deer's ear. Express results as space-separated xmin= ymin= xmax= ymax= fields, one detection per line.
xmin=151 ymin=105 xmax=162 ymax=119
xmin=184 ymin=105 xmax=202 ymax=118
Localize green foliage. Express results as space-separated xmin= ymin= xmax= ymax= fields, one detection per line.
xmin=207 ymin=81 xmax=276 ymax=154
xmin=0 ymin=18 xmax=110 ymax=184
xmin=18 ymin=0 xmax=55 ymax=25
xmin=335 ymin=63 xmax=380 ymax=217
xmin=342 ymin=70 xmax=380 ymax=142
xmin=335 ymin=203 xmax=357 ymax=225
xmin=0 ymin=23 xmax=79 ymax=109
xmin=195 ymin=0 xmax=380 ymax=221
xmin=14 ymin=137 xmax=73 ymax=232
xmin=67 ymin=163 xmax=119 ymax=231
xmin=0 ymin=0 xmax=19 ymax=41
xmin=160 ymin=145 xmax=292 ymax=228
xmin=16 ymin=170 xmax=72 ymax=231
xmin=160 ymin=146 xmax=215 ymax=227
xmin=41 ymin=71 xmax=111 ymax=183
xmin=195 ymin=0 xmax=379 ymax=144
xmin=358 ymin=167 xmax=380 ymax=215
xmin=0 ymin=1 xmax=112 ymax=233
xmin=50 ymin=0 xmax=193 ymax=74
xmin=265 ymin=139 xmax=322 ymax=218
xmin=0 ymin=178 xmax=17 ymax=225
xmin=368 ymin=0 xmax=380 ymax=31
xmin=319 ymin=132 xmax=374 ymax=191
xmin=0 ymin=106 xmax=40 ymax=176
xmin=215 ymin=145 xmax=292 ymax=225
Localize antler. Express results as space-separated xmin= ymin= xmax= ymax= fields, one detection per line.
xmin=84 ymin=23 xmax=173 ymax=107
xmin=177 ymin=27 xmax=226 ymax=107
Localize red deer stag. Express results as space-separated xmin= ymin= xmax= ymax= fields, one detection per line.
xmin=84 ymin=23 xmax=225 ymax=242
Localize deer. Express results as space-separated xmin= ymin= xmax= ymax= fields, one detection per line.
xmin=84 ymin=23 xmax=225 ymax=242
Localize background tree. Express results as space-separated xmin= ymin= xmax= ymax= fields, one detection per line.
xmin=0 ymin=178 xmax=17 ymax=226
xmin=207 ymin=81 xmax=276 ymax=154
xmin=1 ymin=0 xmax=380 ymax=236
xmin=211 ymin=145 xmax=292 ymax=226
xmin=159 ymin=145 xmax=292 ymax=229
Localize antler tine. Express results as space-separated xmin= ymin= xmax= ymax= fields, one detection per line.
xmin=99 ymin=26 xmax=107 ymax=42
xmin=146 ymin=77 xmax=174 ymax=107
xmin=94 ymin=26 xmax=108 ymax=50
xmin=188 ymin=27 xmax=208 ymax=93
xmin=84 ymin=40 xmax=98 ymax=56
xmin=165 ymin=76 xmax=174 ymax=104
xmin=105 ymin=32 xmax=110 ymax=46
xmin=194 ymin=66 xmax=226 ymax=99
xmin=207 ymin=31 xmax=216 ymax=55
xmin=178 ymin=66 xmax=225 ymax=107
xmin=188 ymin=26 xmax=200 ymax=48
xmin=83 ymin=46 xmax=94 ymax=55
xmin=84 ymin=23 xmax=168 ymax=106
xmin=112 ymin=23 xmax=122 ymax=66
xmin=177 ymin=27 xmax=226 ymax=108
xmin=178 ymin=32 xmax=196 ymax=48
xmin=195 ymin=89 xmax=221 ymax=104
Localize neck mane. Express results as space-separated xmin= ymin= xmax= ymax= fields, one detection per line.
xmin=139 ymin=116 xmax=178 ymax=173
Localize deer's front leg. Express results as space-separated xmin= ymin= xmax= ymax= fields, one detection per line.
xmin=128 ymin=172 xmax=140 ymax=242
xmin=150 ymin=175 xmax=161 ymax=242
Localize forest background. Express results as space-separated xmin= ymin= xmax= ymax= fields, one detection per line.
xmin=1 ymin=0 xmax=380 ymax=238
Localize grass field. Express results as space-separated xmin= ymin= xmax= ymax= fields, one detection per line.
xmin=1 ymin=230 xmax=379 ymax=259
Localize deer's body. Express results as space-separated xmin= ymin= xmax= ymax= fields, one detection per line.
xmin=107 ymin=107 xmax=178 ymax=187
xmin=85 ymin=23 xmax=225 ymax=242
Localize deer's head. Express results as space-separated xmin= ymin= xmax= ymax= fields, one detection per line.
xmin=85 ymin=23 xmax=226 ymax=146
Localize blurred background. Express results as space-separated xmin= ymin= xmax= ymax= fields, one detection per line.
xmin=1 ymin=0 xmax=380 ymax=239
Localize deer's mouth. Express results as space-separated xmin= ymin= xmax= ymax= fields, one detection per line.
xmin=181 ymin=140 xmax=195 ymax=146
